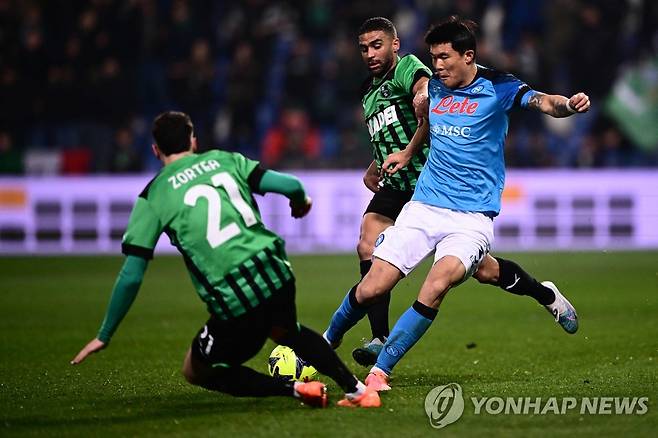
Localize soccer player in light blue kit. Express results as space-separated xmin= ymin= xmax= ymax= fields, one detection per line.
xmin=323 ymin=16 xmax=589 ymax=391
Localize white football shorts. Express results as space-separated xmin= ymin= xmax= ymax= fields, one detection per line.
xmin=372 ymin=201 xmax=494 ymax=279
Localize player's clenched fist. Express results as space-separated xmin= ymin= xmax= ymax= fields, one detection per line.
xmin=568 ymin=92 xmax=590 ymax=113
xmin=290 ymin=196 xmax=312 ymax=218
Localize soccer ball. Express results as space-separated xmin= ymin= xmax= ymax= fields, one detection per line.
xmin=268 ymin=345 xmax=318 ymax=382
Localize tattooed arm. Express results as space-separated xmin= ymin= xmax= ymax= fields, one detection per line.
xmin=527 ymin=91 xmax=590 ymax=118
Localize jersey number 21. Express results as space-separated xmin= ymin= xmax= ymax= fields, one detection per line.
xmin=183 ymin=172 xmax=257 ymax=248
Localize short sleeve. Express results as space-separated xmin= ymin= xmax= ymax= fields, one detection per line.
xmin=395 ymin=55 xmax=432 ymax=94
xmin=493 ymin=73 xmax=535 ymax=112
xmin=231 ymin=152 xmax=261 ymax=182
xmin=121 ymin=197 xmax=163 ymax=260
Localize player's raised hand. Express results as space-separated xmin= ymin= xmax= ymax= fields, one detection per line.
xmin=71 ymin=338 xmax=106 ymax=365
xmin=382 ymin=149 xmax=412 ymax=175
xmin=290 ymin=196 xmax=312 ymax=218
xmin=568 ymin=92 xmax=590 ymax=113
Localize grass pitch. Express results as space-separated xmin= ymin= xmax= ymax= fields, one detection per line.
xmin=1 ymin=252 xmax=657 ymax=437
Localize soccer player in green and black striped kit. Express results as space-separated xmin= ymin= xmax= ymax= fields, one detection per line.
xmin=343 ymin=17 xmax=432 ymax=366
xmin=71 ymin=111 xmax=380 ymax=408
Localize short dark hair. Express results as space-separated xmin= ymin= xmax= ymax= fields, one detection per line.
xmin=424 ymin=16 xmax=478 ymax=55
xmin=152 ymin=111 xmax=194 ymax=156
xmin=358 ymin=17 xmax=397 ymax=38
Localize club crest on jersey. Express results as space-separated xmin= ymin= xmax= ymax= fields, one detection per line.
xmin=471 ymin=85 xmax=484 ymax=94
xmin=380 ymin=84 xmax=391 ymax=98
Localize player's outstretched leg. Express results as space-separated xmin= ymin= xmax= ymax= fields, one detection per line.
xmin=353 ymin=260 xmax=391 ymax=367
xmin=475 ymin=256 xmax=578 ymax=333
xmin=366 ymin=255 xmax=463 ymax=391
xmin=182 ymin=349 xmax=329 ymax=407
xmin=276 ymin=325 xmax=380 ymax=408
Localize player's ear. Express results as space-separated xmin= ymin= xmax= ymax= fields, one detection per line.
xmin=392 ymin=37 xmax=400 ymax=53
xmin=464 ymin=49 xmax=475 ymax=65
xmin=151 ymin=143 xmax=161 ymax=160
xmin=190 ymin=135 xmax=198 ymax=152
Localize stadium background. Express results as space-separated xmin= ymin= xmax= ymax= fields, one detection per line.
xmin=1 ymin=0 xmax=658 ymax=255
xmin=1 ymin=0 xmax=657 ymax=174
xmin=1 ymin=1 xmax=657 ymax=437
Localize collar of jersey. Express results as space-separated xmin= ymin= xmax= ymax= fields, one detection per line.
xmin=164 ymin=152 xmax=198 ymax=171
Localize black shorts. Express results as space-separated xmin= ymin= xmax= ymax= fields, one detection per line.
xmin=191 ymin=280 xmax=298 ymax=367
xmin=364 ymin=186 xmax=414 ymax=221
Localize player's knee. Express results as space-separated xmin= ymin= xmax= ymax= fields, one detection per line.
xmin=182 ymin=350 xmax=209 ymax=386
xmin=356 ymin=238 xmax=374 ymax=259
xmin=473 ymin=267 xmax=496 ymax=284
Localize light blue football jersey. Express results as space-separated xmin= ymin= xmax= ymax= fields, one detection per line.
xmin=412 ymin=65 xmax=534 ymax=216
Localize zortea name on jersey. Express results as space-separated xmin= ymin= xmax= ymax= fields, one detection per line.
xmin=168 ymin=159 xmax=221 ymax=189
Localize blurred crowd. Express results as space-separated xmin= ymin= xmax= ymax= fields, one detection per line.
xmin=1 ymin=0 xmax=657 ymax=175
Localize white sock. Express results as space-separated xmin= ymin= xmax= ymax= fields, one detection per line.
xmin=293 ymin=381 xmax=302 ymax=398
xmin=369 ymin=366 xmax=388 ymax=376
xmin=370 ymin=337 xmax=386 ymax=345
xmin=345 ymin=380 xmax=367 ymax=400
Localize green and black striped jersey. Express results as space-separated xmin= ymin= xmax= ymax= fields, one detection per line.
xmin=122 ymin=150 xmax=293 ymax=320
xmin=362 ymin=54 xmax=432 ymax=192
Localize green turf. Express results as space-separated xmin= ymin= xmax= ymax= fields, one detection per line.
xmin=1 ymin=252 xmax=657 ymax=437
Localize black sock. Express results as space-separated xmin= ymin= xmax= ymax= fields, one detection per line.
xmin=203 ymin=366 xmax=294 ymax=397
xmin=495 ymin=257 xmax=555 ymax=305
xmin=359 ymin=259 xmax=372 ymax=277
xmin=412 ymin=300 xmax=438 ymax=320
xmin=348 ymin=284 xmax=365 ymax=309
xmin=280 ymin=325 xmax=359 ymax=393
xmin=367 ymin=293 xmax=391 ymax=341
xmin=360 ymin=259 xmax=391 ymax=341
